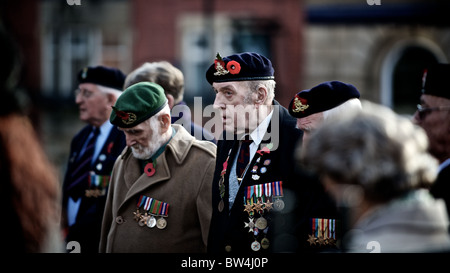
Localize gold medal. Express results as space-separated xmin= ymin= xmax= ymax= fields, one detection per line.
xmin=261 ymin=237 xmax=270 ymax=249
xmin=139 ymin=213 xmax=149 ymax=227
xmin=156 ymin=217 xmax=167 ymax=229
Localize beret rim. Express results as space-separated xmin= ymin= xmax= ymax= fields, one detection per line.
xmin=210 ymin=76 xmax=275 ymax=84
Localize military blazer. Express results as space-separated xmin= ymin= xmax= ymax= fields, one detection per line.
xmin=208 ymin=101 xmax=304 ymax=253
xmin=62 ymin=124 xmax=126 ymax=253
xmin=99 ymin=124 xmax=216 ymax=253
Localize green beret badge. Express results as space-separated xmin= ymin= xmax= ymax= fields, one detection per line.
xmin=110 ymin=82 xmax=168 ymax=128
xmin=111 ymin=106 xmax=137 ymax=125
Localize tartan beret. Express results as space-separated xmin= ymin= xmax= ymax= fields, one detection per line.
xmin=289 ymin=81 xmax=360 ymax=118
xmin=78 ymin=66 xmax=126 ymax=90
xmin=205 ymin=52 xmax=275 ymax=84
xmin=110 ymin=82 xmax=168 ymax=128
xmin=421 ymin=63 xmax=450 ymax=100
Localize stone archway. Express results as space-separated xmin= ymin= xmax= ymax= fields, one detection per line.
xmin=380 ymin=38 xmax=447 ymax=115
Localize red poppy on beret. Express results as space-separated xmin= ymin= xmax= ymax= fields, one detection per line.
xmin=227 ymin=61 xmax=241 ymax=75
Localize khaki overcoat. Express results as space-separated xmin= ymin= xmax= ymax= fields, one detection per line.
xmin=99 ymin=124 xmax=216 ymax=252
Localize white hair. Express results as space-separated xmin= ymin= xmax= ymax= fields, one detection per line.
xmin=97 ymin=84 xmax=122 ymax=99
xmin=303 ymin=101 xmax=438 ymax=202
xmin=323 ymin=98 xmax=362 ymax=120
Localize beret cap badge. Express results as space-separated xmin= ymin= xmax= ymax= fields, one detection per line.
xmin=214 ymin=53 xmax=230 ymax=76
xmin=81 ymin=67 xmax=88 ymax=79
xmin=111 ymin=106 xmax=137 ymax=125
xmin=292 ymin=96 xmax=309 ymax=113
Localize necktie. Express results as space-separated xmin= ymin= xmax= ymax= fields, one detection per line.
xmin=67 ymin=127 xmax=100 ymax=199
xmin=236 ymin=136 xmax=252 ymax=181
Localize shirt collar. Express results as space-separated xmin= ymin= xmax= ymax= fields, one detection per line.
xmin=239 ymin=109 xmax=274 ymax=147
xmin=98 ymin=120 xmax=114 ymax=136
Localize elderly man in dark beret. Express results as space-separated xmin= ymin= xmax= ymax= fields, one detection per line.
xmin=414 ymin=63 xmax=450 ymax=218
xmin=288 ymin=80 xmax=362 ymax=250
xmin=206 ymin=52 xmax=305 ymax=253
xmin=289 ymin=81 xmax=362 ymax=146
xmin=99 ymin=82 xmax=216 ymax=252
xmin=62 ymin=66 xmax=127 ymax=253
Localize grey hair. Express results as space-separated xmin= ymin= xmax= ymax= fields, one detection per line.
xmin=124 ymin=61 xmax=184 ymax=104
xmin=323 ymin=98 xmax=362 ymax=120
xmin=303 ymin=101 xmax=438 ymax=202
xmin=244 ymin=80 xmax=276 ymax=104
xmin=96 ymin=85 xmax=122 ymax=99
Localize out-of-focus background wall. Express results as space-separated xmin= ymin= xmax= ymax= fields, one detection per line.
xmin=1 ymin=0 xmax=449 ymax=183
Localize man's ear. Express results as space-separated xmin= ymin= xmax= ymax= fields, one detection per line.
xmin=160 ymin=113 xmax=171 ymax=133
xmin=255 ymin=86 xmax=268 ymax=105
xmin=106 ymin=93 xmax=117 ymax=105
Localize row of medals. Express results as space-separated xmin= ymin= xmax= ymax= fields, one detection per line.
xmin=133 ymin=209 xmax=167 ymax=230
xmin=244 ymin=198 xmax=284 ymax=251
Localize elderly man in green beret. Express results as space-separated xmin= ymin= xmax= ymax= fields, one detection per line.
xmin=99 ymin=82 xmax=216 ymax=253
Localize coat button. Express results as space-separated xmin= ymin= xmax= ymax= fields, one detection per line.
xmin=115 ymin=216 xmax=124 ymax=224
xmin=225 ymin=245 xmax=232 ymax=252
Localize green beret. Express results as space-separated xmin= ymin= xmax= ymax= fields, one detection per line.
xmin=110 ymin=82 xmax=168 ymax=128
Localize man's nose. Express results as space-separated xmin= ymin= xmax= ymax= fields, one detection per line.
xmin=213 ymin=94 xmax=225 ymax=111
xmin=75 ymin=92 xmax=83 ymax=104
xmin=125 ymin=135 xmax=136 ymax=147
xmin=412 ymin=110 xmax=421 ymax=125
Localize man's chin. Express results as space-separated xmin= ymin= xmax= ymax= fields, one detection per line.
xmin=131 ymin=148 xmax=152 ymax=160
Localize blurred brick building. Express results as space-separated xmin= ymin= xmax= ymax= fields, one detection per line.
xmin=1 ymin=0 xmax=304 ymax=176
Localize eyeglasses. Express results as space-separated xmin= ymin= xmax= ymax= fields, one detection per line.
xmin=416 ymin=104 xmax=450 ymax=120
xmin=75 ymin=88 xmax=95 ymax=99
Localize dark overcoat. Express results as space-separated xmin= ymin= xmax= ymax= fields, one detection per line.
xmin=62 ymin=125 xmax=126 ymax=253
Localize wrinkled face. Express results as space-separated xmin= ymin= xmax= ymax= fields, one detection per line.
xmin=413 ymin=94 xmax=450 ymax=162
xmin=296 ymin=112 xmax=324 ymax=146
xmin=119 ymin=117 xmax=164 ymax=160
xmin=212 ymin=81 xmax=260 ymax=135
xmin=75 ymin=83 xmax=112 ymax=127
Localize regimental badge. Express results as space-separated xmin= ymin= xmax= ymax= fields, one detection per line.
xmin=112 ymin=106 xmax=137 ymax=125
xmin=81 ymin=67 xmax=88 ymax=79
xmin=214 ymin=52 xmax=230 ymax=76
xmin=292 ymin=96 xmax=309 ymax=113
xmin=421 ymin=68 xmax=428 ymax=92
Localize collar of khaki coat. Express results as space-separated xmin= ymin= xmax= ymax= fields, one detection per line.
xmin=118 ymin=124 xmax=215 ymax=210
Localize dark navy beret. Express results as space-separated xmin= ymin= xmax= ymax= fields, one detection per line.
xmin=289 ymin=81 xmax=360 ymax=118
xmin=421 ymin=63 xmax=450 ymax=100
xmin=78 ymin=65 xmax=126 ymax=91
xmin=205 ymin=52 xmax=275 ymax=84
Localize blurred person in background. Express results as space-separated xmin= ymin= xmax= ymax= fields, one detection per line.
xmin=61 ymin=66 xmax=126 ymax=253
xmin=0 ymin=24 xmax=62 ymax=252
xmin=303 ymin=101 xmax=450 ymax=252
xmin=413 ymin=63 xmax=450 ymax=220
xmin=124 ymin=61 xmax=215 ymax=143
